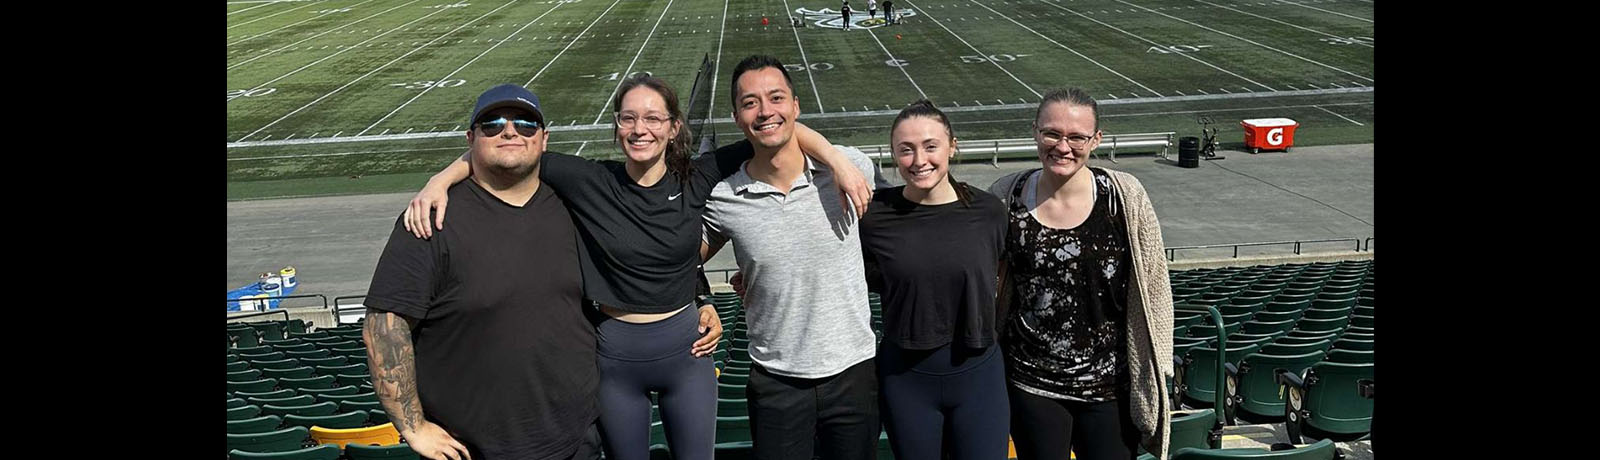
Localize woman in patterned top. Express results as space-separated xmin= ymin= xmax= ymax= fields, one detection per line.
xmin=988 ymin=88 xmax=1176 ymax=460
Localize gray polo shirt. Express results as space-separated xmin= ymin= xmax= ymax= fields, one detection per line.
xmin=703 ymin=146 xmax=882 ymax=379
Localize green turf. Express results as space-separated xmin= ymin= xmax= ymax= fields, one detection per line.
xmin=228 ymin=0 xmax=1374 ymax=200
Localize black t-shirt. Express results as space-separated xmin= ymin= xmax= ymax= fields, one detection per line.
xmin=538 ymin=142 xmax=752 ymax=313
xmin=365 ymin=180 xmax=595 ymax=460
xmin=860 ymin=184 xmax=1008 ymax=350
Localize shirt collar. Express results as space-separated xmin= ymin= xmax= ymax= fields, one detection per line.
xmin=728 ymin=153 xmax=823 ymax=195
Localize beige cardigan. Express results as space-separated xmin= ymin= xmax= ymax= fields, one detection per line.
xmin=988 ymin=167 xmax=1176 ymax=459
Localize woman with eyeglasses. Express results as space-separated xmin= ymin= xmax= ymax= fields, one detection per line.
xmin=400 ymin=76 xmax=872 ymax=460
xmin=987 ymin=88 xmax=1175 ymax=460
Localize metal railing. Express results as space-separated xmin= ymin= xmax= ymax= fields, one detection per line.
xmin=706 ymin=268 xmax=738 ymax=285
xmin=226 ymin=293 xmax=330 ymax=313
xmin=858 ymin=133 xmax=1175 ymax=168
xmin=1165 ymin=238 xmax=1366 ymax=261
xmin=1365 ymin=237 xmax=1374 ymax=252
xmin=333 ymin=295 xmax=368 ymax=319
xmin=226 ymin=309 xmax=289 ymax=323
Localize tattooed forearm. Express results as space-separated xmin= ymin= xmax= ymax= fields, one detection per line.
xmin=364 ymin=311 xmax=425 ymax=435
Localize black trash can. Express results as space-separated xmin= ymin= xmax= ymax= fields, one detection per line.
xmin=1178 ymin=136 xmax=1200 ymax=168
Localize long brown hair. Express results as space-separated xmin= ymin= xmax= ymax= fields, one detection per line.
xmin=890 ymin=99 xmax=972 ymax=206
xmin=612 ymin=75 xmax=694 ymax=187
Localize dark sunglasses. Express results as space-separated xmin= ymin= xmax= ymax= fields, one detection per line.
xmin=475 ymin=116 xmax=542 ymax=137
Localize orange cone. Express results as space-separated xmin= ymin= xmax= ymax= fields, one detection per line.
xmin=761 ymin=17 xmax=769 ymax=25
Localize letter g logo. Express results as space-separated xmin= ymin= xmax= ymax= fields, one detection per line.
xmin=1267 ymin=128 xmax=1284 ymax=146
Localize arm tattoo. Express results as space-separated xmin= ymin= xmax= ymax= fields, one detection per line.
xmin=364 ymin=311 xmax=425 ymax=435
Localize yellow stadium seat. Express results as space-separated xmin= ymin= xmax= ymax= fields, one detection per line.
xmin=310 ymin=422 xmax=400 ymax=449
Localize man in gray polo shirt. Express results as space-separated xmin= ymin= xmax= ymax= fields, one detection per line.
xmin=700 ymin=55 xmax=887 ymax=460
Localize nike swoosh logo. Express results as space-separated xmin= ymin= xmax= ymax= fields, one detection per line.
xmin=668 ymin=193 xmax=683 ymax=201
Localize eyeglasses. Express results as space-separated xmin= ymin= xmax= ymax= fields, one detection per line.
xmin=475 ymin=117 xmax=542 ymax=137
xmin=1037 ymin=130 xmax=1096 ymax=149
xmin=615 ymin=113 xmax=671 ymax=130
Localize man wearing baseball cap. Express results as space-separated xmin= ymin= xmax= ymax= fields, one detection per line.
xmin=365 ymin=83 xmax=600 ymax=460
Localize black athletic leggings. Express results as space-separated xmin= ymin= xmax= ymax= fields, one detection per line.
xmin=878 ymin=342 xmax=1010 ymax=460
xmin=594 ymin=305 xmax=716 ymax=460
xmin=1007 ymin=386 xmax=1141 ymax=460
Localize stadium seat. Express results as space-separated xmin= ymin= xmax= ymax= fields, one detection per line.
xmin=1302 ymin=307 xmax=1352 ymax=321
xmin=366 ymin=409 xmax=389 ymax=425
xmin=1292 ymin=317 xmax=1349 ymax=334
xmin=1349 ymin=314 xmax=1374 ymax=329
xmin=248 ymin=394 xmax=316 ymax=408
xmin=1240 ymin=319 xmax=1296 ymax=336
xmin=262 ymin=367 xmax=317 ymax=380
xmin=250 ymin=322 xmax=286 ymax=342
xmin=717 ymin=398 xmax=748 ymax=417
xmin=226 ymin=426 xmax=310 ymax=455
xmin=227 ymin=415 xmax=284 ymax=434
xmin=229 ymin=444 xmax=343 ymax=460
xmin=1251 ymin=310 xmax=1303 ymax=324
xmin=1169 ymin=409 xmax=1222 ymax=451
xmin=240 ymin=350 xmax=285 ymax=361
xmin=714 ymin=416 xmax=754 ymax=452
xmin=316 ymin=392 xmax=379 ymax=405
xmin=1324 ymin=349 xmax=1373 ymax=364
xmin=345 ymin=443 xmax=420 ymax=460
xmin=263 ymin=401 xmax=340 ymax=418
xmin=229 ymin=369 xmax=266 ymax=382
xmin=237 ymin=389 xmax=296 ymax=400
xmin=299 ymin=356 xmax=349 ymax=368
xmin=230 ymin=379 xmax=280 ymax=394
xmin=1170 ymin=439 xmax=1338 ymax=459
xmin=229 ymin=353 xmax=243 ymax=364
xmin=720 ymin=370 xmax=750 ymax=386
xmin=649 ymin=420 xmax=668 ymax=453
xmin=316 ymin=363 xmax=368 ymax=377
xmin=231 ymin=328 xmax=262 ymax=349
xmin=1330 ymin=339 xmax=1374 ymax=352
xmin=1187 ymin=322 xmax=1241 ymax=340
xmin=280 ymin=375 xmax=337 ymax=391
xmin=335 ymin=373 xmax=371 ymax=387
xmin=286 ymin=349 xmax=332 ymax=360
xmin=283 ymin=411 xmax=369 ymax=430
xmin=339 ymin=400 xmax=385 ymax=413
xmin=229 ymin=398 xmax=250 ymax=409
xmin=1340 ymin=332 xmax=1374 ymax=342
xmin=1260 ymin=339 xmax=1332 ymax=356
xmin=267 ymin=341 xmax=314 ymax=353
xmin=1182 ymin=343 xmax=1262 ymax=421
xmin=1233 ymin=350 xmax=1327 ymax=423
xmin=228 ymin=361 xmax=252 ymax=373
xmin=310 ymin=423 xmax=401 ymax=449
xmin=1277 ymin=361 xmax=1374 ymax=443
xmin=253 ymin=358 xmax=305 ymax=370
xmin=717 ymin=382 xmax=745 ymax=400
xmin=292 ymin=332 xmax=333 ymax=341
xmin=230 ymin=405 xmax=264 ymax=421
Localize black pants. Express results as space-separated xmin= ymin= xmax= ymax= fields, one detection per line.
xmin=879 ymin=343 xmax=1009 ymax=460
xmin=1007 ymin=387 xmax=1141 ymax=460
xmin=747 ymin=359 xmax=879 ymax=460
xmin=594 ymin=307 xmax=716 ymax=460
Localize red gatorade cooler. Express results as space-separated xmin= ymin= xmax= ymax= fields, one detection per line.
xmin=1240 ymin=118 xmax=1299 ymax=154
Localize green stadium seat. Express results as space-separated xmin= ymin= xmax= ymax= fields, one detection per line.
xmin=1168 ymin=409 xmax=1222 ymax=451
xmin=1174 ymin=313 xmax=1206 ymax=328
xmin=230 ymin=404 xmax=264 ymax=421
xmin=285 ymin=349 xmax=332 ymax=360
xmin=298 ymin=385 xmax=360 ymax=397
xmin=229 ymin=443 xmax=342 ymax=460
xmin=1182 ymin=343 xmax=1262 ymax=420
xmin=262 ymin=401 xmax=340 ymax=418
xmin=1276 ymin=333 xmax=1339 ymax=346
xmin=1349 ymin=314 xmax=1373 ymax=329
xmin=250 ymin=322 xmax=286 ymax=342
xmin=317 ymin=363 xmax=369 ymax=377
xmin=1260 ymin=340 xmax=1332 ymax=356
xmin=1292 ymin=317 xmax=1349 ymax=334
xmin=227 ymin=415 xmax=284 ymax=434
xmin=1240 ymin=319 xmax=1296 ymax=336
xmin=226 ymin=426 xmax=311 ymax=456
xmin=239 ymin=350 xmax=284 ymax=361
xmin=282 ymin=411 xmax=368 ymax=430
xmin=253 ymin=358 xmax=304 ymax=370
xmin=335 ymin=373 xmax=371 ymax=387
xmin=1170 ymin=439 xmax=1338 ymax=459
xmin=231 ymin=328 xmax=262 ymax=349
xmin=717 ymin=398 xmax=748 ymax=418
xmin=1302 ymin=307 xmax=1352 ymax=321
xmin=1330 ymin=339 xmax=1374 ymax=352
xmin=714 ymin=416 xmax=754 ymax=454
xmin=1324 ymin=349 xmax=1373 ymax=364
xmin=316 ymin=392 xmax=379 ymax=405
xmin=339 ymin=400 xmax=385 ymax=412
xmin=290 ymin=332 xmax=332 ymax=340
xmin=236 ymin=388 xmax=296 ymax=400
xmin=299 ymin=356 xmax=349 ymax=368
xmin=229 ymin=398 xmax=250 ymax=409
xmin=1278 ymin=361 xmax=1374 ymax=443
xmin=265 ymin=341 xmax=313 ymax=352
xmin=262 ymin=367 xmax=317 ymax=380
xmin=1234 ymin=350 xmax=1327 ymax=423
xmin=649 ymin=420 xmax=668 ymax=452
xmin=227 ymin=360 xmax=252 ymax=372
xmin=229 ymin=353 xmax=243 ymax=364
xmin=301 ymin=336 xmax=343 ymax=345
xmin=248 ymin=395 xmax=316 ymax=408
xmin=345 ymin=443 xmax=421 ymax=460
xmin=719 ymin=370 xmax=750 ymax=386
xmin=366 ymin=409 xmax=390 ymax=425
xmin=718 ymin=382 xmax=745 ymax=400
xmin=1187 ymin=322 xmax=1241 ymax=340
xmin=1252 ymin=310 xmax=1302 ymax=323
xmin=229 ymin=379 xmax=280 ymax=394
xmin=1340 ymin=332 xmax=1374 ymax=342
xmin=279 ymin=375 xmax=337 ymax=391
xmin=229 ymin=369 xmax=265 ymax=382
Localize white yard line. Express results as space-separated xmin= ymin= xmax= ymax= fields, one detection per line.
xmin=903 ymin=0 xmax=1042 ymax=98
xmin=591 ymin=0 xmax=679 ymax=125
xmin=227 ymin=0 xmax=421 ymax=72
xmin=710 ymin=0 xmax=730 ymax=121
xmin=1117 ymin=0 xmax=1373 ymax=83
xmin=228 ymin=87 xmax=1373 ymax=148
xmin=971 ymin=0 xmax=1161 ymax=97
xmin=1192 ymin=0 xmax=1371 ymax=47
xmin=523 ymin=0 xmax=626 ymax=87
xmin=228 ymin=0 xmax=319 ymax=25
xmin=1276 ymin=0 xmax=1372 ymax=23
xmin=1313 ymin=105 xmax=1364 ymax=126
xmin=778 ymin=0 xmax=827 ymax=113
xmin=228 ymin=0 xmax=376 ymax=47
xmin=1037 ymin=0 xmax=1276 ymax=91
xmin=867 ymin=28 xmax=928 ymax=100
xmin=228 ymin=2 xmax=284 ymax=17
xmin=360 ymin=2 xmax=564 ymax=135
xmin=236 ymin=1 xmax=520 ymax=142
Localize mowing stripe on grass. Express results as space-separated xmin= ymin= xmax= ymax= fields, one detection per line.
xmin=591 ymin=0 xmax=680 ymax=125
xmin=523 ymin=0 xmax=626 ymax=87
xmin=779 ymin=0 xmax=827 ymax=113
xmin=360 ymin=1 xmax=567 ymax=135
xmin=1192 ymin=0 xmax=1371 ymax=47
xmin=236 ymin=1 xmax=520 ymax=142
xmin=866 ymin=28 xmax=928 ymax=100
xmin=228 ymin=0 xmax=319 ymax=25
xmin=903 ymin=0 xmax=1043 ymax=99
xmin=1038 ymin=0 xmax=1276 ymax=92
xmin=228 ymin=0 xmax=376 ymax=47
xmin=227 ymin=0 xmax=422 ymax=72
xmin=1117 ymin=0 xmax=1373 ymax=82
xmin=1276 ymin=0 xmax=1372 ymax=23
xmin=971 ymin=0 xmax=1160 ymax=97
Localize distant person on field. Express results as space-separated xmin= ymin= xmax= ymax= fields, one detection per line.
xmin=841 ymin=1 xmax=852 ymax=30
xmin=868 ymin=0 xmax=878 ymax=19
xmin=883 ymin=0 xmax=894 ymax=24
xmin=364 ymin=84 xmax=602 ymax=460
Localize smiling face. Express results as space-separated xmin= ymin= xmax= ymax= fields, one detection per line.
xmin=615 ymin=86 xmax=681 ymax=165
xmin=733 ymin=67 xmax=801 ymax=150
xmin=1033 ymin=101 xmax=1101 ymax=179
xmin=891 ymin=116 xmax=954 ymax=194
xmin=467 ymin=107 xmax=547 ymax=176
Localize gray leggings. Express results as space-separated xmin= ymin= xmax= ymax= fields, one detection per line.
xmin=595 ymin=306 xmax=716 ymax=460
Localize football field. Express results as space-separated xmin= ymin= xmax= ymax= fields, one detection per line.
xmin=227 ymin=0 xmax=1374 ymax=200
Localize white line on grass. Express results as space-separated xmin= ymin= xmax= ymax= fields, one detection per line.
xmin=778 ymin=0 xmax=827 ymax=113
xmin=227 ymin=0 xmax=421 ymax=72
xmin=227 ymin=3 xmax=276 ymax=15
xmin=1192 ymin=0 xmax=1372 ymax=47
xmin=1313 ymin=105 xmax=1364 ymax=126
xmin=1037 ymin=0 xmax=1276 ymax=91
xmin=1275 ymin=0 xmax=1372 ymax=23
xmin=236 ymin=1 xmax=519 ymax=142
xmin=709 ymin=0 xmax=730 ymax=122
xmin=867 ymin=28 xmax=928 ymax=100
xmin=903 ymin=0 xmax=1042 ymax=98
xmin=228 ymin=0 xmax=375 ymax=47
xmin=360 ymin=2 xmax=565 ymax=135
xmin=970 ymin=0 xmax=1160 ymax=97
xmin=523 ymin=0 xmax=625 ymax=87
xmin=591 ymin=0 xmax=679 ymax=125
xmin=1116 ymin=0 xmax=1373 ymax=82
xmin=228 ymin=0 xmax=318 ymax=26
